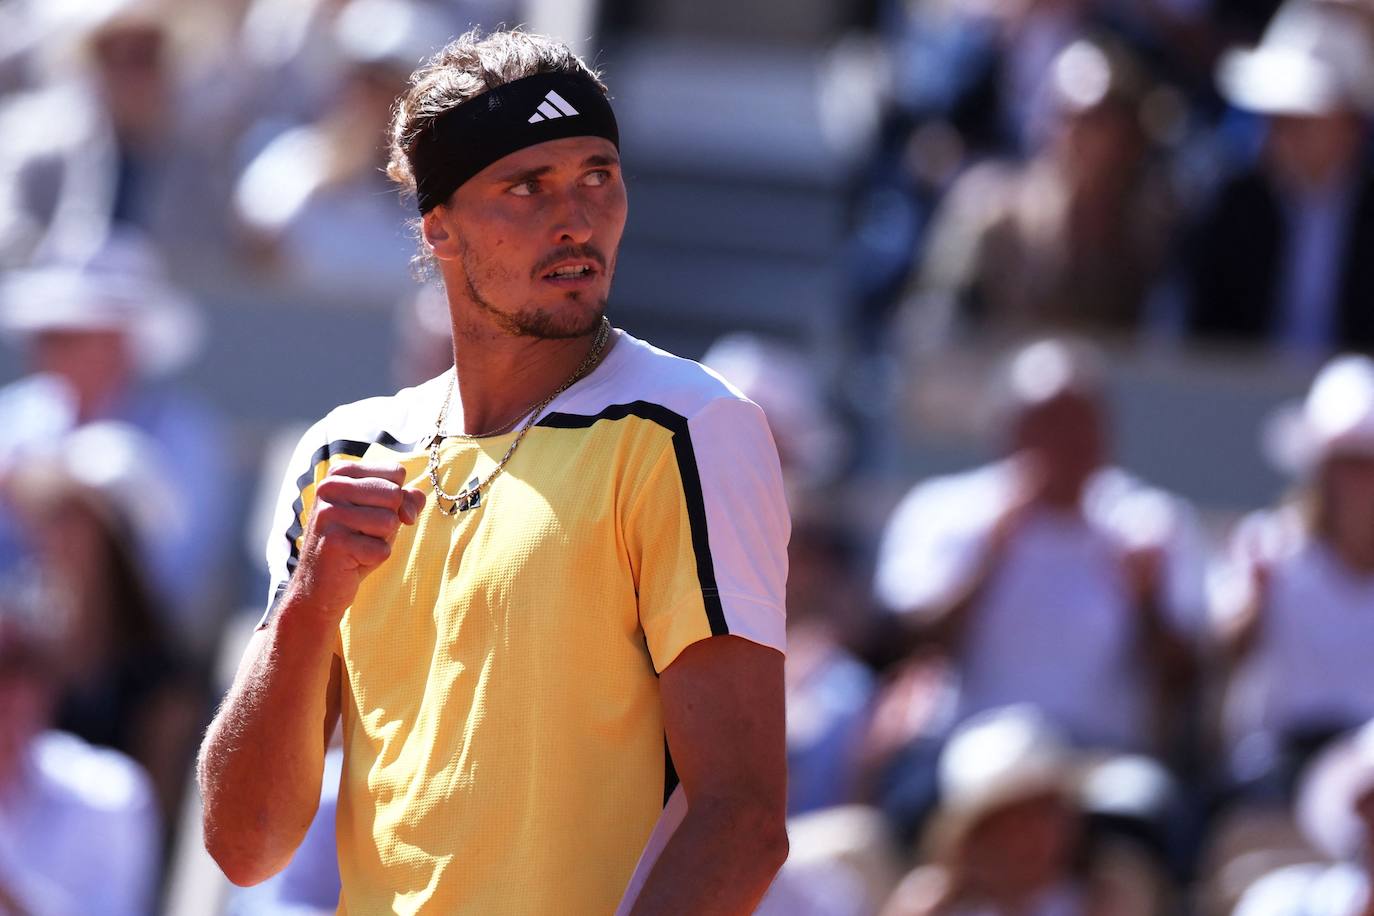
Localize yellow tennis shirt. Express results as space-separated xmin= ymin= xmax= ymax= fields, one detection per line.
xmin=262 ymin=331 xmax=789 ymax=914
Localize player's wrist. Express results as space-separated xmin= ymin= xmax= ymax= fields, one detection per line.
xmin=273 ymin=582 xmax=349 ymax=643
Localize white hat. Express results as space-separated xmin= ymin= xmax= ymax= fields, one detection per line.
xmin=0 ymin=230 xmax=203 ymax=376
xmin=1217 ymin=0 xmax=1374 ymax=116
xmin=1264 ymin=354 xmax=1374 ymax=473
xmin=1296 ymin=720 xmax=1374 ymax=860
xmin=937 ymin=706 xmax=1073 ymax=830
xmin=334 ymin=0 xmax=456 ymax=74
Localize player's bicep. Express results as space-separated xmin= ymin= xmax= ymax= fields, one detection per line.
xmin=659 ymin=635 xmax=786 ymax=814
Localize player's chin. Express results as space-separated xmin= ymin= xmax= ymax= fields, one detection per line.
xmin=520 ymin=300 xmax=606 ymax=340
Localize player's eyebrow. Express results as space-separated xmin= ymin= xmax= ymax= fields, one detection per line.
xmin=492 ymin=154 xmax=619 ymax=185
xmin=492 ymin=164 xmax=554 ymax=184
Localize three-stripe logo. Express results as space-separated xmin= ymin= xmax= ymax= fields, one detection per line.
xmin=528 ymin=90 xmax=580 ymax=124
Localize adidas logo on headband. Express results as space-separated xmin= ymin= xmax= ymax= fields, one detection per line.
xmin=527 ymin=90 xmax=580 ymax=123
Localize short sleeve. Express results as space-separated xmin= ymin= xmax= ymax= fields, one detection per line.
xmin=873 ymin=482 xmax=988 ymax=618
xmin=258 ymin=417 xmax=331 ymax=629
xmin=627 ymin=398 xmax=789 ymax=673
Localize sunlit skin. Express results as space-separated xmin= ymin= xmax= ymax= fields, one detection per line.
xmin=329 ymin=64 xmax=412 ymax=171
xmin=954 ymin=792 xmax=1079 ymax=906
xmin=31 ymin=497 xmax=117 ymax=683
xmin=422 ymin=136 xmax=628 ymax=435
xmin=30 ymin=328 xmax=133 ymax=423
xmin=1008 ymin=392 xmax=1107 ymax=510
xmin=0 ymin=661 xmax=53 ymax=796
xmin=1267 ymin=112 xmax=1367 ymax=193
xmin=91 ymin=23 xmax=170 ymax=150
xmin=1316 ymin=453 xmax=1374 ymax=574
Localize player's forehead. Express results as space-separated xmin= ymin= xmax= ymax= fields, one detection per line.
xmin=471 ymin=136 xmax=620 ymax=183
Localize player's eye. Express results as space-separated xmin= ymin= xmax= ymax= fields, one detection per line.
xmin=583 ymin=169 xmax=611 ymax=187
xmin=508 ymin=180 xmax=539 ymax=197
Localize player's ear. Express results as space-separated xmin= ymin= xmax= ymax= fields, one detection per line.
xmin=422 ymin=208 xmax=458 ymax=262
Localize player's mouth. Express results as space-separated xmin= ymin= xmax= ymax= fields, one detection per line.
xmin=540 ymin=260 xmax=600 ymax=287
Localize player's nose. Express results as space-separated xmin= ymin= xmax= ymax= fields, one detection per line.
xmin=550 ymin=192 xmax=594 ymax=245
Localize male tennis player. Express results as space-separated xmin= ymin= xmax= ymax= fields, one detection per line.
xmin=198 ymin=28 xmax=790 ymax=915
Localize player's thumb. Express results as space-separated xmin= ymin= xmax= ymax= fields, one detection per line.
xmin=400 ymin=487 xmax=427 ymax=524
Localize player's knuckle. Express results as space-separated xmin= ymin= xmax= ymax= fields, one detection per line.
xmin=313 ymin=502 xmax=340 ymax=528
xmin=361 ymin=538 xmax=391 ymax=565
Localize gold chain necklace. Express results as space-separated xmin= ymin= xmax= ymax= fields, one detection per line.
xmin=426 ymin=318 xmax=610 ymax=514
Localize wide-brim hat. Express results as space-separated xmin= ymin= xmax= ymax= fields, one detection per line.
xmin=928 ymin=706 xmax=1077 ymax=851
xmin=1263 ymin=354 xmax=1374 ymax=474
xmin=30 ymin=0 xmax=232 ymax=81
xmin=1217 ymin=0 xmax=1374 ymax=116
xmin=334 ymin=0 xmax=458 ymax=76
xmin=0 ymin=230 xmax=203 ymax=376
xmin=1296 ymin=720 xmax=1374 ymax=860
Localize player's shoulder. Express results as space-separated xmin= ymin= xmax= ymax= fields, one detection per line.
xmin=305 ymin=372 xmax=449 ymax=451
xmin=558 ymin=330 xmax=758 ymax=425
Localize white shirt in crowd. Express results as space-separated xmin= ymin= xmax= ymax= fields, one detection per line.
xmin=874 ymin=461 xmax=1205 ymax=751
xmin=1232 ymin=862 xmax=1368 ymax=916
xmin=0 ymin=731 xmax=159 ymax=916
xmin=1217 ymin=506 xmax=1374 ymax=750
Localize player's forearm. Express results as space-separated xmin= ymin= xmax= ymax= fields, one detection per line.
xmin=198 ymin=599 xmax=339 ymax=886
xmin=628 ymin=795 xmax=788 ymax=916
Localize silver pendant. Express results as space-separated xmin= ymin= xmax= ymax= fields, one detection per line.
xmin=456 ymin=477 xmax=481 ymax=512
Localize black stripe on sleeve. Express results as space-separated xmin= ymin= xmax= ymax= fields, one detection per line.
xmin=262 ymin=431 xmax=418 ymax=628
xmin=538 ymin=401 xmax=728 ymax=637
xmin=280 ymin=433 xmax=420 ymax=576
xmin=663 ymin=736 xmax=679 ymax=807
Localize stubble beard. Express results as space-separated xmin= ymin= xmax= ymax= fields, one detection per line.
xmin=459 ymin=238 xmax=611 ymax=341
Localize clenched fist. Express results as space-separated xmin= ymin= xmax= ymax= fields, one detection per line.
xmin=288 ymin=462 xmax=426 ymax=622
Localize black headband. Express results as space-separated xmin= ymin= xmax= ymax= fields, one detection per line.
xmin=410 ymin=71 xmax=619 ymax=214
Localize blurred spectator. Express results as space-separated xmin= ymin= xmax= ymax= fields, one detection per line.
xmin=884 ymin=0 xmax=1198 ymax=159
xmin=0 ymin=573 xmax=160 ymax=915
xmin=906 ymin=37 xmax=1178 ymax=343
xmin=874 ymin=339 xmax=1206 ymax=756
xmin=5 ymin=422 xmax=208 ymax=828
xmin=0 ymin=230 xmax=232 ymax=650
xmin=231 ymin=0 xmax=454 ymax=308
xmin=880 ymin=706 xmax=1169 ymax=916
xmin=702 ymin=333 xmax=848 ymax=491
xmin=1185 ymin=0 xmax=1374 ymax=352
xmin=1232 ymin=719 xmax=1374 ymax=915
xmin=0 ymin=0 xmax=238 ymax=274
xmin=233 ymin=0 xmax=518 ymax=125
xmin=392 ymin=280 xmax=454 ymax=389
xmin=1215 ymin=355 xmax=1374 ymax=798
xmin=783 ymin=507 xmax=878 ymax=817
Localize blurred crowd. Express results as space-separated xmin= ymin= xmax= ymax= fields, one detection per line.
xmin=1 ymin=0 xmax=1374 ymax=914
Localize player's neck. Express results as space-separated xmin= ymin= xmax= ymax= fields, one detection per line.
xmin=446 ymin=318 xmax=609 ymax=436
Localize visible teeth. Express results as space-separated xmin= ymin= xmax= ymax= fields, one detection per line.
xmin=550 ymin=265 xmax=589 ymax=277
